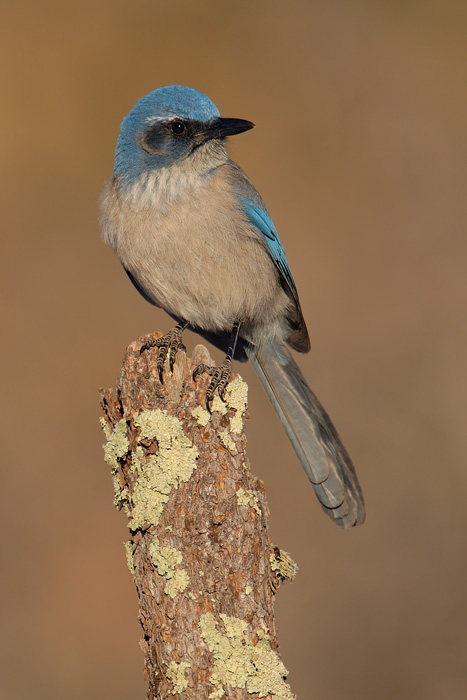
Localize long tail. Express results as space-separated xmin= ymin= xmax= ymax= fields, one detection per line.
xmin=245 ymin=338 xmax=365 ymax=528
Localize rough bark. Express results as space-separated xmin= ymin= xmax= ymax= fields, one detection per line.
xmin=99 ymin=332 xmax=297 ymax=700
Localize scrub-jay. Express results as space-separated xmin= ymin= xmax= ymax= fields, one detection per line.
xmin=100 ymin=85 xmax=365 ymax=528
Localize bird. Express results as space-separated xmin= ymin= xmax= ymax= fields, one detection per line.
xmin=100 ymin=85 xmax=365 ymax=528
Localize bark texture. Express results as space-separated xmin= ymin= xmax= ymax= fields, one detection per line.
xmin=99 ymin=332 xmax=297 ymax=700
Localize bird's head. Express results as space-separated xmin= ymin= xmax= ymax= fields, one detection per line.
xmin=113 ymin=85 xmax=254 ymax=180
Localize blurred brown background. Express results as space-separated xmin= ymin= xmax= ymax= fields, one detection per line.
xmin=1 ymin=0 xmax=466 ymax=698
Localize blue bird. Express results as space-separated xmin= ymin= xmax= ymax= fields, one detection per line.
xmin=100 ymin=85 xmax=365 ymax=528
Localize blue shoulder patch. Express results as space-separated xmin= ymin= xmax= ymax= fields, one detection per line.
xmin=239 ymin=197 xmax=299 ymax=305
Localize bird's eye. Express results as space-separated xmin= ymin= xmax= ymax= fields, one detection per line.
xmin=170 ymin=120 xmax=186 ymax=136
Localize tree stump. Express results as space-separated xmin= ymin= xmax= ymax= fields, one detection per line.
xmin=99 ymin=332 xmax=297 ymax=699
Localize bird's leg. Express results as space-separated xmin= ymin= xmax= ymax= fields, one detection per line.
xmin=193 ymin=321 xmax=241 ymax=412
xmin=140 ymin=321 xmax=188 ymax=383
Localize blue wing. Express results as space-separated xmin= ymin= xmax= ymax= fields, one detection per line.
xmin=226 ymin=161 xmax=310 ymax=352
xmin=238 ymin=196 xmax=301 ymax=309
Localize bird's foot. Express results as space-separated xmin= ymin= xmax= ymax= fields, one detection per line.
xmin=140 ymin=324 xmax=186 ymax=383
xmin=193 ymin=357 xmax=233 ymax=412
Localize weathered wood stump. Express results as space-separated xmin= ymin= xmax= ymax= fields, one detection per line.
xmin=99 ymin=332 xmax=297 ymax=699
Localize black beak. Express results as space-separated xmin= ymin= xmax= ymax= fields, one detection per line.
xmin=200 ymin=117 xmax=255 ymax=142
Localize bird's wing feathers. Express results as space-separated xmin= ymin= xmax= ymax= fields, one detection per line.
xmin=239 ymin=196 xmax=300 ymax=307
xmin=227 ymin=162 xmax=310 ymax=352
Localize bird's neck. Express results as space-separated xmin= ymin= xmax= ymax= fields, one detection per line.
xmin=117 ymin=141 xmax=228 ymax=212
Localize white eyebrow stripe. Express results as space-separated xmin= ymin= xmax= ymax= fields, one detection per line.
xmin=144 ymin=115 xmax=181 ymax=125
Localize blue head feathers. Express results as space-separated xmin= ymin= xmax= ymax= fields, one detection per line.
xmin=122 ymin=85 xmax=220 ymax=130
xmin=114 ymin=85 xmax=222 ymax=178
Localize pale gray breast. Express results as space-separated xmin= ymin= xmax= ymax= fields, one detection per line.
xmin=100 ymin=168 xmax=291 ymax=334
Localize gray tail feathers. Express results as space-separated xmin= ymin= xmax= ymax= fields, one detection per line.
xmin=245 ymin=339 xmax=365 ymax=529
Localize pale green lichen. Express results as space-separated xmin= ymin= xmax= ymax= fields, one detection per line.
xmin=199 ymin=613 xmax=251 ymax=697
xmin=210 ymin=377 xmax=248 ymax=435
xmin=188 ymin=591 xmax=196 ymax=600
xmin=149 ymin=536 xmax=182 ymax=576
xmin=256 ymin=626 xmax=269 ymax=639
xmin=165 ymin=569 xmax=190 ymax=598
xmin=130 ymin=445 xmax=144 ymax=473
xmin=220 ymin=613 xmax=249 ymax=638
xmin=101 ymin=418 xmax=131 ymax=510
xmin=149 ymin=535 xmax=190 ymax=598
xmin=166 ymin=661 xmax=191 ymax=695
xmin=191 ymin=405 xmax=211 ymax=426
xmin=248 ymin=631 xmax=294 ymax=698
xmin=245 ymin=585 xmax=253 ymax=595
xmin=236 ymin=488 xmax=261 ymax=516
xmin=224 ymin=376 xmax=248 ymax=434
xmin=111 ymin=471 xmax=130 ymax=511
xmin=100 ymin=417 xmax=111 ymax=440
xmin=128 ymin=409 xmax=198 ymax=531
xmin=236 ymin=487 xmax=251 ymax=507
xmin=211 ymin=396 xmax=228 ymax=415
xmin=199 ymin=613 xmax=295 ymax=699
xmin=218 ymin=430 xmax=237 ymax=453
xmin=208 ymin=686 xmax=224 ymax=700
xmin=123 ymin=540 xmax=134 ymax=576
xmin=101 ymin=418 xmax=129 ymax=469
xmin=270 ymin=549 xmax=298 ymax=581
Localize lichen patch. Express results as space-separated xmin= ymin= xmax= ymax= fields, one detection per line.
xmin=165 ymin=569 xmax=190 ymax=598
xmin=270 ymin=549 xmax=298 ymax=582
xmin=101 ymin=419 xmax=131 ymax=510
xmin=166 ymin=660 xmax=191 ymax=695
xmin=191 ymin=405 xmax=211 ymax=426
xmin=123 ymin=540 xmax=134 ymax=576
xmin=199 ymin=613 xmax=295 ymax=699
xmin=148 ymin=536 xmax=190 ymax=596
xmin=224 ymin=376 xmax=248 ymax=434
xmin=101 ymin=418 xmax=129 ymax=469
xmin=218 ymin=430 xmax=237 ymax=453
xmin=128 ymin=409 xmax=198 ymax=531
xmin=149 ymin=536 xmax=183 ymax=576
xmin=236 ymin=488 xmax=261 ymax=516
xmin=211 ymin=396 xmax=228 ymax=415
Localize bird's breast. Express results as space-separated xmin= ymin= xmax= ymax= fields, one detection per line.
xmin=100 ymin=168 xmax=291 ymax=334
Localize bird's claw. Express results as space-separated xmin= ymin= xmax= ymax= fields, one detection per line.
xmin=140 ymin=327 xmax=186 ymax=383
xmin=193 ymin=358 xmax=232 ymax=412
